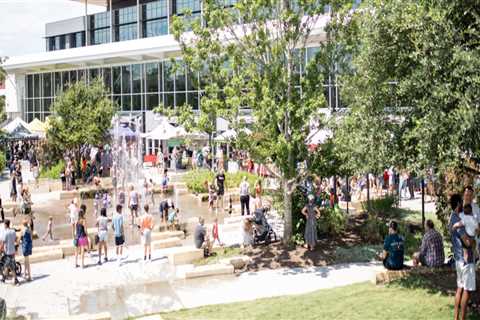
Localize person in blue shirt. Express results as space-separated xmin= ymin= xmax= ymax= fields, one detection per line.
xmin=381 ymin=220 xmax=404 ymax=270
xmin=448 ymin=193 xmax=475 ymax=320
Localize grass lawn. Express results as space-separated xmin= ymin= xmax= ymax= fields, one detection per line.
xmin=158 ymin=282 xmax=474 ymax=320
xmin=193 ymin=246 xmax=243 ymax=266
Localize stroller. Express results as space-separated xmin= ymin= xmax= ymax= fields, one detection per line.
xmin=252 ymin=208 xmax=277 ymax=245
xmin=0 ymin=251 xmax=22 ymax=279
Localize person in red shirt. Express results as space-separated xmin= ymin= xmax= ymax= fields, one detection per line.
xmin=383 ymin=169 xmax=389 ymax=193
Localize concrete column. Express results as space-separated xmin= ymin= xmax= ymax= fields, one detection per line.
xmin=85 ymin=0 xmax=89 ymax=46
xmin=109 ymin=0 xmax=113 ymax=42
xmin=137 ymin=0 xmax=141 ymax=39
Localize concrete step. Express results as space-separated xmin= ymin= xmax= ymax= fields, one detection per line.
xmin=17 ymin=249 xmax=63 ymax=264
xmin=184 ymin=263 xmax=234 ymax=279
xmin=151 ymin=237 xmax=182 ymax=250
xmin=152 ymin=230 xmax=184 ymax=240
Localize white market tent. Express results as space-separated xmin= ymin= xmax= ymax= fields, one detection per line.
xmin=142 ymin=120 xmax=208 ymax=156
xmin=2 ymin=117 xmax=38 ymax=140
xmin=214 ymin=128 xmax=252 ymax=142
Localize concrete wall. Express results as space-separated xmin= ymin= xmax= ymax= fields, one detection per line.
xmin=46 ymin=16 xmax=87 ymax=38
xmin=5 ymin=72 xmax=25 ymax=118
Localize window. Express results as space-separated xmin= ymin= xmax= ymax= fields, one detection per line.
xmin=27 ymin=75 xmax=33 ymax=97
xmin=103 ymin=67 xmax=112 ymax=93
xmin=47 ymin=37 xmax=55 ymax=51
xmin=62 ymin=71 xmax=70 ymax=91
xmin=143 ymin=0 xmax=168 ymax=38
xmin=175 ymin=63 xmax=186 ymax=91
xmin=92 ymin=11 xmax=109 ymax=29
xmin=42 ymin=73 xmax=52 ymax=97
xmin=132 ymin=64 xmax=142 ymax=94
xmin=145 ymin=63 xmax=159 ymax=93
xmin=113 ymin=67 xmax=121 ymax=94
xmin=117 ymin=6 xmax=137 ymax=24
xmin=117 ymin=23 xmax=137 ymax=41
xmin=144 ymin=19 xmax=168 ymax=37
xmin=163 ymin=61 xmax=174 ymax=92
xmin=70 ymin=70 xmax=77 ymax=84
xmin=122 ymin=65 xmax=131 ymax=94
xmin=145 ymin=0 xmax=168 ymax=20
xmin=54 ymin=72 xmax=62 ymax=95
xmin=75 ymin=32 xmax=85 ymax=47
xmin=92 ymin=28 xmax=110 ymax=45
xmin=146 ymin=94 xmax=159 ymax=110
xmin=33 ymin=74 xmax=40 ymax=98
xmin=175 ymin=0 xmax=201 ymax=14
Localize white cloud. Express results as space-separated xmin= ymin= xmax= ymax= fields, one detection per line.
xmin=0 ymin=0 xmax=104 ymax=57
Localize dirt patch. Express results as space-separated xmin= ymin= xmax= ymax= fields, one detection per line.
xmin=243 ymin=215 xmax=367 ymax=271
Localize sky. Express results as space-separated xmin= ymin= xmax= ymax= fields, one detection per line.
xmin=0 ymin=0 xmax=104 ymax=57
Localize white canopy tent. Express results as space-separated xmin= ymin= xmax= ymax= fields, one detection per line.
xmin=214 ymin=128 xmax=252 ymax=142
xmin=142 ymin=120 xmax=208 ymax=156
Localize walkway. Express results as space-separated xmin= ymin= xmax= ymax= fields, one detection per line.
xmin=1 ymin=252 xmax=383 ymax=319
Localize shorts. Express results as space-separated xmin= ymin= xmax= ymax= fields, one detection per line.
xmin=3 ymin=254 xmax=16 ymax=272
xmin=130 ymin=204 xmax=138 ymax=211
xmin=142 ymin=229 xmax=152 ymax=245
xmin=98 ymin=230 xmax=108 ymax=242
xmin=217 ymin=189 xmax=224 ymax=196
xmin=456 ymin=261 xmax=476 ymax=291
xmin=78 ymin=236 xmax=89 ymax=247
xmin=115 ymin=235 xmax=125 ymax=246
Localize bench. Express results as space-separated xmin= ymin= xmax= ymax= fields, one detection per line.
xmin=167 ymin=246 xmax=203 ymax=265
xmin=152 ymin=237 xmax=182 ymax=250
xmin=184 ymin=263 xmax=234 ymax=279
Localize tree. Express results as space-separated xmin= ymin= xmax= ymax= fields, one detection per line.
xmin=331 ymin=0 xmax=480 ymax=225
xmin=0 ymin=65 xmax=7 ymax=123
xmin=47 ymin=79 xmax=115 ymax=162
xmin=170 ymin=0 xmax=346 ymax=242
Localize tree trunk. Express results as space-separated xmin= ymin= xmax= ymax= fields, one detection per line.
xmin=283 ymin=179 xmax=293 ymax=243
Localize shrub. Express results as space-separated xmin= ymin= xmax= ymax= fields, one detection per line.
xmin=335 ymin=245 xmax=383 ymax=264
xmin=39 ymin=160 xmax=65 ymax=179
xmin=360 ymin=216 xmax=388 ymax=244
xmin=0 ymin=151 xmax=6 ymax=172
xmin=317 ymin=205 xmax=347 ymax=236
xmin=183 ymin=169 xmax=259 ymax=194
xmin=362 ymin=195 xmax=398 ymax=220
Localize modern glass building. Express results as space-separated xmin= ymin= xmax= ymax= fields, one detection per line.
xmin=2 ymin=0 xmax=354 ymax=128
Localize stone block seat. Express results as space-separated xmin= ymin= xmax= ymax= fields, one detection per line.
xmin=184 ymin=263 xmax=234 ymax=279
xmin=163 ymin=246 xmax=204 ymax=265
xmin=374 ymin=265 xmax=451 ymax=285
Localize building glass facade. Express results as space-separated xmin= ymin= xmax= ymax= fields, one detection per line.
xmin=23 ymin=47 xmax=343 ymax=122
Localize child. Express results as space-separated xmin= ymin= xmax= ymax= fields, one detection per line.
xmin=102 ymin=192 xmax=111 ymax=210
xmin=140 ymin=204 xmax=154 ymax=261
xmin=208 ymin=182 xmax=216 ymax=211
xmin=454 ymin=204 xmax=478 ymax=262
xmin=42 ymin=216 xmax=54 ymax=241
xmin=242 ymin=218 xmax=254 ymax=248
xmin=161 ymin=170 xmax=169 ymax=193
xmin=167 ymin=208 xmax=179 ymax=231
xmin=93 ymin=191 xmax=101 ymax=217
xmin=212 ymin=217 xmax=223 ymax=246
xmin=118 ymin=188 xmax=126 ymax=207
xmin=21 ymin=219 xmax=32 ymax=281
